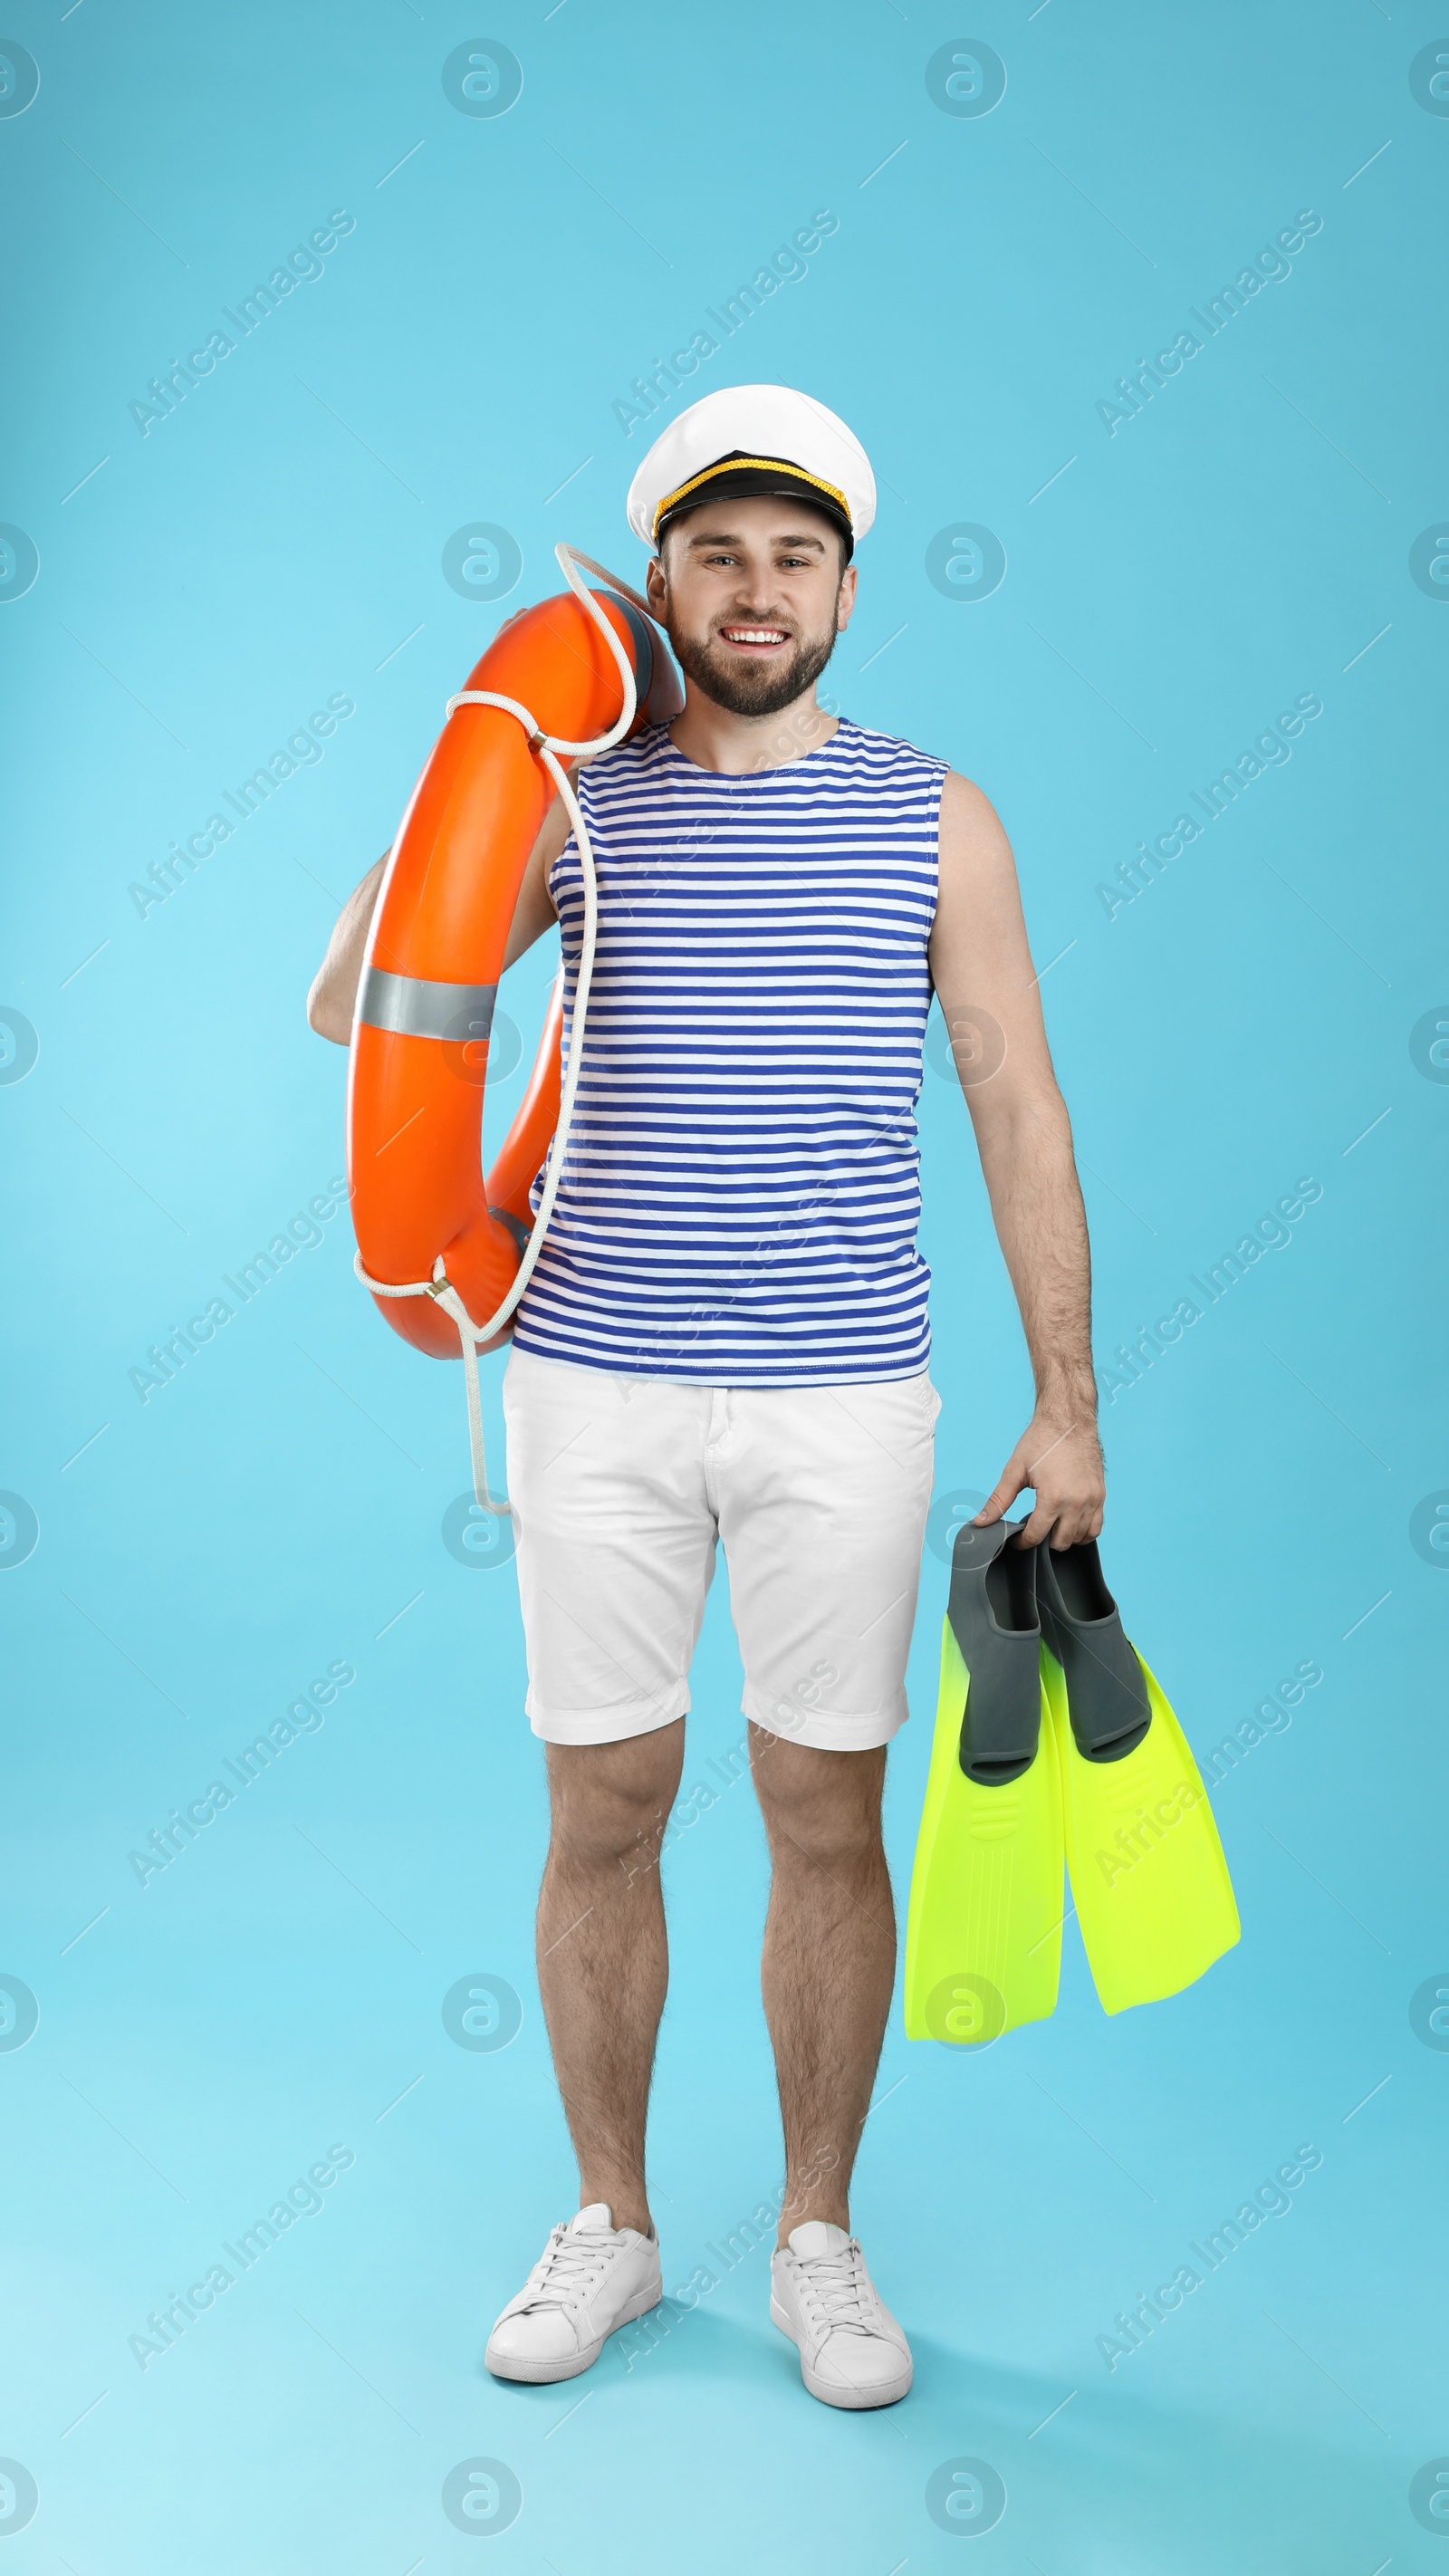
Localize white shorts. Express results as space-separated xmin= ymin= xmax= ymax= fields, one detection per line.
xmin=500 ymin=1347 xmax=942 ymax=1752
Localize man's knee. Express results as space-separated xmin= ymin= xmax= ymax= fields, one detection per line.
xmin=749 ymin=1729 xmax=886 ymax=1869
xmin=546 ymin=1723 xmax=686 ymax=1870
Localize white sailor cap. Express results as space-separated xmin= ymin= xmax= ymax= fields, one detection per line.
xmin=626 ymin=383 xmax=876 ymax=558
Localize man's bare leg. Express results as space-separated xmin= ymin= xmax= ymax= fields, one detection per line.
xmin=747 ymin=1725 xmax=896 ymax=2245
xmin=536 ymin=1719 xmax=686 ymax=2237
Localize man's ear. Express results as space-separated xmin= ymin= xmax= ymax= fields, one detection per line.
xmin=835 ymin=562 xmax=859 ymax=632
xmin=645 ymin=554 xmax=667 ymax=613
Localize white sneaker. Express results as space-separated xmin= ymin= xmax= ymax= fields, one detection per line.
xmin=770 ymin=2222 xmax=913 ymax=2409
xmin=485 ymin=2203 xmax=663 ymax=2384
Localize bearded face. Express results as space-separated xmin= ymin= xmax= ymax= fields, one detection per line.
xmin=652 ymin=505 xmax=849 ymax=719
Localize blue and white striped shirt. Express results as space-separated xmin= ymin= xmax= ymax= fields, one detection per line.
xmin=511 ymin=716 xmax=946 ymax=1384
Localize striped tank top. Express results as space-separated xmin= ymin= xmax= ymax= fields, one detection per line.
xmin=510 ymin=716 xmax=946 ymax=1385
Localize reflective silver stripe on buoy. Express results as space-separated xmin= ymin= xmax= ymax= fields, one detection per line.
xmin=489 ymin=1205 xmax=531 ymax=1255
xmin=358 ymin=966 xmax=497 ymax=1043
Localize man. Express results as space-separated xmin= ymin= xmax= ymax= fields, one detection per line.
xmin=308 ymin=384 xmax=1104 ymax=2409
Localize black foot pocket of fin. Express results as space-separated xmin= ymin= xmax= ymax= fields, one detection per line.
xmin=1035 ymin=1538 xmax=1150 ymax=1762
xmin=947 ymin=1519 xmax=1044 ymax=1785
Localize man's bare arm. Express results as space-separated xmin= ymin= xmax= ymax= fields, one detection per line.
xmin=927 ymin=770 xmax=1104 ymax=1548
xmin=306 ymin=858 xmax=386 ymax=1043
xmin=305 ymin=793 xmax=571 ymax=1045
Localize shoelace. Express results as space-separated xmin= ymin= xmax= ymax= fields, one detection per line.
xmin=790 ymin=2239 xmax=879 ymax=2337
xmin=518 ymin=2224 xmax=616 ymax=2312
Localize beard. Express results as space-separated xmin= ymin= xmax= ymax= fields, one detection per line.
xmin=662 ymin=611 xmax=840 ymax=718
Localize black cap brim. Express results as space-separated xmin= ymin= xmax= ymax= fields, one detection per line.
xmin=655 ymin=457 xmax=853 ymax=559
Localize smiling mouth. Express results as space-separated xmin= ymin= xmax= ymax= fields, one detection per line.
xmin=717 ymin=624 xmax=792 ymax=650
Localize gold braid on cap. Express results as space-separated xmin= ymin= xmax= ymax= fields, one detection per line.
xmin=651 ymin=455 xmax=851 ymax=540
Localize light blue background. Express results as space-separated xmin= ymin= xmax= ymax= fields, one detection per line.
xmin=3 ymin=3 xmax=1446 ymax=2568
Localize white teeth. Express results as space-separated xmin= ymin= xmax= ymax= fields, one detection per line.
xmin=724 ymin=628 xmax=786 ymax=643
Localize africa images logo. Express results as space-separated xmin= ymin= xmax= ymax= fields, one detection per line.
xmin=610 ymin=213 xmax=841 ymax=436
xmin=127 ymin=212 xmax=357 ymax=437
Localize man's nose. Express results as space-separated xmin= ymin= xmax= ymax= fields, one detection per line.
xmin=728 ymin=578 xmax=783 ymax=618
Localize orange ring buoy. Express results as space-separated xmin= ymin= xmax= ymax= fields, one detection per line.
xmin=347 ymin=575 xmax=681 ymax=1362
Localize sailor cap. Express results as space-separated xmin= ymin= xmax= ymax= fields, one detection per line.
xmin=625 ymin=383 xmax=876 ymax=558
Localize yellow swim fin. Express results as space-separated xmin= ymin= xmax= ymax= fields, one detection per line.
xmin=1037 ymin=1541 xmax=1240 ymax=2015
xmin=904 ymin=1521 xmax=1063 ymax=2044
